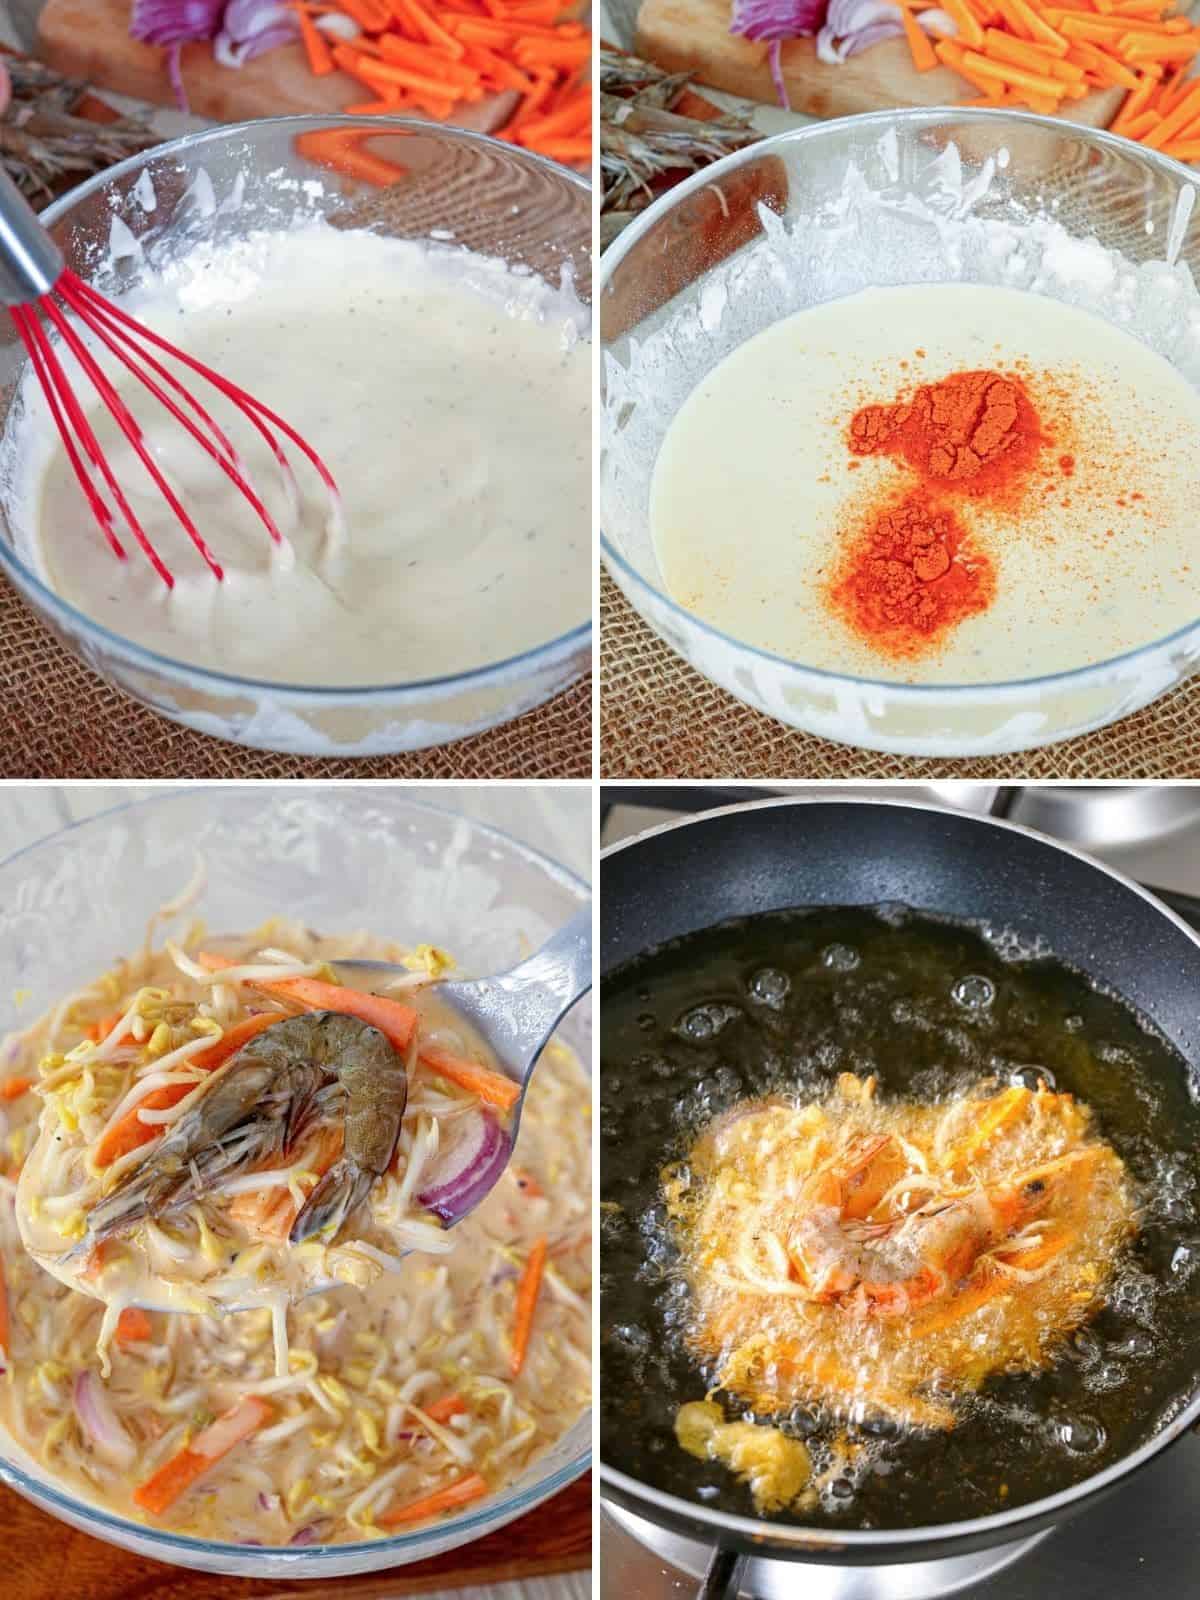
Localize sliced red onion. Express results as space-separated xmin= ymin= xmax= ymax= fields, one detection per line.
xmin=417 ymin=1107 xmax=511 ymax=1224
xmin=74 ymin=1371 xmax=136 ymax=1469
xmin=818 ymin=0 xmax=952 ymax=62
xmin=215 ymin=0 xmax=301 ymax=66
xmin=289 ymin=1519 xmax=332 ymax=1545
xmin=258 ymin=1490 xmax=280 ymax=1512
xmin=731 ymin=0 xmax=828 ymax=107
xmin=130 ymin=0 xmax=225 ymax=111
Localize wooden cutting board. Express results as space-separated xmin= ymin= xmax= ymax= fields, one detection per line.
xmin=36 ymin=0 xmax=509 ymax=133
xmin=3 ymin=1472 xmax=590 ymax=1597
xmin=635 ymin=0 xmax=1124 ymax=125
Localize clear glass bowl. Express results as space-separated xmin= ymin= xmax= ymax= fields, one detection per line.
xmin=600 ymin=109 xmax=1200 ymax=758
xmin=0 ymin=117 xmax=591 ymax=758
xmin=0 ymin=789 xmax=590 ymax=1576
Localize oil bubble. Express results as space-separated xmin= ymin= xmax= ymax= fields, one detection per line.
xmin=952 ymin=975 xmax=995 ymax=1010
xmin=1054 ymin=1415 xmax=1106 ymax=1454
xmin=749 ymin=968 xmax=790 ymax=1006
xmin=1009 ymin=1064 xmax=1056 ymax=1091
xmin=822 ymin=944 xmax=860 ymax=972
xmin=676 ymin=1003 xmax=741 ymax=1042
xmin=829 ymin=1477 xmax=855 ymax=1501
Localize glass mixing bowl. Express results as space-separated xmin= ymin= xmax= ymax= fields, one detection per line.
xmin=0 ymin=789 xmax=590 ymax=1576
xmin=600 ymin=109 xmax=1200 ymax=758
xmin=0 ymin=117 xmax=591 ymax=757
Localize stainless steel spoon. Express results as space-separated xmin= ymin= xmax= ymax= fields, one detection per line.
xmin=336 ymin=900 xmax=593 ymax=1202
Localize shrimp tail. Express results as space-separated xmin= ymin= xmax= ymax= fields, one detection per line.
xmin=289 ymin=1157 xmax=375 ymax=1244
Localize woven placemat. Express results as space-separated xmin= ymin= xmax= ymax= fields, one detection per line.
xmin=601 ymin=571 xmax=1200 ymax=779
xmin=1 ymin=577 xmax=591 ymax=778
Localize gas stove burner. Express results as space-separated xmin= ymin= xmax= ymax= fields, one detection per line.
xmin=603 ymin=1505 xmax=1051 ymax=1600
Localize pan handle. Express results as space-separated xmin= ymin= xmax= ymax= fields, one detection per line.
xmin=698 ymin=1546 xmax=748 ymax=1600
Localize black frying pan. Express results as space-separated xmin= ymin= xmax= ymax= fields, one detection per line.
xmin=600 ymin=796 xmax=1200 ymax=1570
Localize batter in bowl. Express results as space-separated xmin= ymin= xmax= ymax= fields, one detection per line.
xmin=5 ymin=223 xmax=590 ymax=686
xmin=651 ymin=282 xmax=1200 ymax=685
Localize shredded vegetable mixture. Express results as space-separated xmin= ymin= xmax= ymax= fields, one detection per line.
xmin=667 ymin=1072 xmax=1135 ymax=1511
xmin=0 ymin=918 xmax=590 ymax=1542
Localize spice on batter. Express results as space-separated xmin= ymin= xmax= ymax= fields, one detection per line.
xmin=830 ymin=368 xmax=1054 ymax=659
xmin=829 ymin=490 xmax=994 ymax=658
xmin=849 ymin=369 xmax=1047 ymax=500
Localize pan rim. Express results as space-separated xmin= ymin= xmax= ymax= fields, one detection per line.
xmin=599 ymin=793 xmax=1200 ymax=1549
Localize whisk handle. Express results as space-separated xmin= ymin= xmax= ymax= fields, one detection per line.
xmin=0 ymin=167 xmax=64 ymax=307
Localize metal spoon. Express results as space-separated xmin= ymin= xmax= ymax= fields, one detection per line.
xmin=336 ymin=900 xmax=593 ymax=1202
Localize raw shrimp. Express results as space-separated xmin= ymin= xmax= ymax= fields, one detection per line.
xmin=81 ymin=1012 xmax=407 ymax=1250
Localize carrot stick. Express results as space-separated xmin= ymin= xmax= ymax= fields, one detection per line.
xmin=93 ymin=1012 xmax=284 ymax=1169
xmin=900 ymin=3 xmax=940 ymax=68
xmin=420 ymin=1046 xmax=520 ymax=1111
xmin=84 ymin=1012 xmax=127 ymax=1045
xmin=1142 ymin=77 xmax=1200 ymax=143
xmin=355 ymin=54 xmax=484 ymax=99
xmin=1064 ymin=37 xmax=1142 ymax=86
xmin=526 ymin=135 xmax=590 ymax=160
xmin=984 ymin=26 xmax=1085 ymax=73
xmin=133 ymin=1396 xmax=273 ymax=1515
xmin=962 ymin=48 xmax=1068 ymax=94
xmin=378 ymin=1471 xmax=490 ymax=1527
xmin=116 ymin=1307 xmax=153 ymax=1345
xmin=1162 ymin=137 xmax=1200 ymax=158
xmin=228 ymin=1122 xmax=344 ymax=1240
xmin=394 ymin=0 xmax=468 ymax=55
xmin=378 ymin=33 xmax=481 ymax=83
xmin=1112 ymin=67 xmax=1159 ymax=128
xmin=1119 ymin=107 xmax=1163 ymax=134
xmin=0 ymin=1077 xmax=32 ymax=1102
xmin=337 ymin=0 xmax=394 ymax=26
xmin=423 ymin=1392 xmax=469 ymax=1422
xmin=295 ymin=4 xmax=335 ymax=73
xmin=944 ymin=0 xmax=987 ymax=46
xmin=509 ymin=1234 xmax=547 ymax=1377
xmin=515 ymin=92 xmax=590 ymax=141
xmin=196 ymin=954 xmax=420 ymax=1054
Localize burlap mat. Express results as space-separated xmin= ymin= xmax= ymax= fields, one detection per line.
xmin=1 ymin=576 xmax=590 ymax=778
xmin=601 ymin=571 xmax=1200 ymax=779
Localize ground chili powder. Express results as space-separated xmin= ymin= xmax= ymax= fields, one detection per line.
xmin=831 ymin=368 xmax=1046 ymax=658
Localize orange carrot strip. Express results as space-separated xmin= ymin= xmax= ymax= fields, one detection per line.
xmin=1143 ymin=78 xmax=1200 ymax=144
xmin=423 ymin=1392 xmax=469 ymax=1423
xmin=1162 ymin=137 xmax=1200 ymax=158
xmin=1004 ymin=0 xmax=1071 ymax=49
xmin=1124 ymin=34 xmax=1200 ymax=59
xmin=943 ymin=0 xmax=986 ymax=46
xmin=420 ymin=1046 xmax=520 ymax=1111
xmin=900 ymin=4 xmax=940 ymax=69
xmin=116 ymin=1307 xmax=153 ymax=1345
xmin=461 ymin=40 xmax=537 ymax=89
xmin=331 ymin=42 xmax=399 ymax=87
xmin=510 ymin=1235 xmax=547 ymax=1377
xmin=93 ymin=1012 xmax=284 ymax=1169
xmin=197 ymin=954 xmax=420 ymax=1054
xmin=0 ymin=1077 xmax=32 ymax=1102
xmin=394 ymin=0 xmax=468 ymax=54
xmin=1062 ymin=37 xmax=1142 ymax=84
xmin=516 ymin=92 xmax=590 ymax=141
xmin=961 ymin=48 xmax=1068 ymax=95
xmin=133 ymin=1397 xmax=274 ymax=1516
xmin=512 ymin=36 xmax=590 ymax=63
xmin=295 ymin=3 xmax=335 ymax=73
xmin=356 ymin=54 xmax=481 ymax=99
xmin=378 ymin=33 xmax=481 ymax=83
xmin=378 ymin=1472 xmax=490 ymax=1527
xmin=84 ymin=1012 xmax=127 ymax=1045
xmin=337 ymin=0 xmax=393 ymax=26
xmin=984 ymin=27 xmax=1085 ymax=74
xmin=1111 ymin=67 xmax=1160 ymax=128
xmin=936 ymin=36 xmax=999 ymax=88
xmin=1118 ymin=107 xmax=1162 ymax=133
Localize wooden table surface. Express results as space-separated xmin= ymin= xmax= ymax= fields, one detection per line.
xmin=0 ymin=783 xmax=593 ymax=1600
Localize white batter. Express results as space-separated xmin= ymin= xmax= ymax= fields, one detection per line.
xmin=13 ymin=224 xmax=589 ymax=685
xmin=651 ymin=283 xmax=1200 ymax=684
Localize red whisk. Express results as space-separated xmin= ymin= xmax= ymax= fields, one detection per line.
xmin=1 ymin=167 xmax=340 ymax=589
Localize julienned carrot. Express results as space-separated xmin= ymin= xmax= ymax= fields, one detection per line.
xmin=899 ymin=3 xmax=939 ymax=69
xmin=515 ymin=91 xmax=590 ymax=142
xmin=394 ymin=0 xmax=466 ymax=54
xmin=229 ymin=1122 xmax=344 ymax=1239
xmin=355 ymin=53 xmax=485 ymax=100
xmin=116 ymin=1307 xmax=153 ymax=1345
xmin=420 ymin=1046 xmax=520 ymax=1112
xmin=509 ymin=1234 xmax=547 ymax=1377
xmin=133 ymin=1396 xmax=274 ymax=1516
xmin=528 ymin=135 xmax=590 ymax=159
xmin=295 ymin=3 xmax=335 ymax=73
xmin=0 ymin=1077 xmax=32 ymax=1102
xmin=379 ymin=32 xmax=480 ymax=82
xmin=1119 ymin=106 xmax=1162 ymax=135
xmin=344 ymin=96 xmax=406 ymax=110
xmin=378 ymin=1471 xmax=490 ymax=1527
xmin=423 ymin=1391 xmax=469 ymax=1423
xmin=1142 ymin=77 xmax=1200 ymax=144
xmin=93 ymin=1012 xmax=284 ymax=1169
xmin=196 ymin=953 xmax=420 ymax=1054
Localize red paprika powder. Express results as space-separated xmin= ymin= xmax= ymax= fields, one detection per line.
xmin=830 ymin=367 xmax=1049 ymax=659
